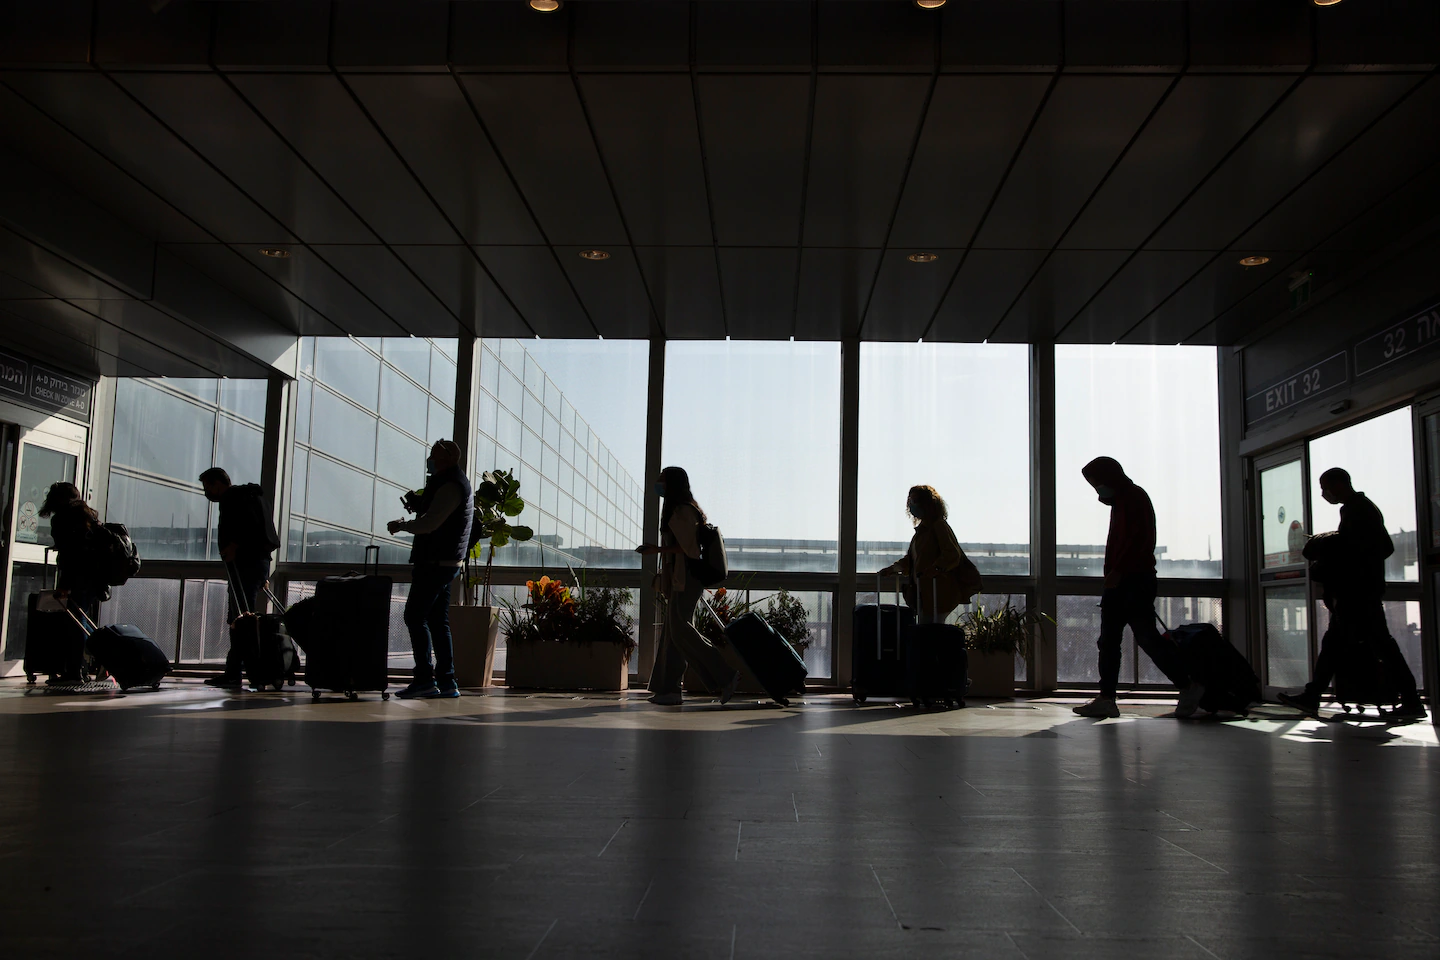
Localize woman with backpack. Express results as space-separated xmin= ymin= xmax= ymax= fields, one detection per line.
xmin=37 ymin=482 xmax=110 ymax=684
xmin=877 ymin=485 xmax=982 ymax=625
xmin=636 ymin=466 xmax=740 ymax=706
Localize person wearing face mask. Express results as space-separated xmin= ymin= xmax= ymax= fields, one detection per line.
xmin=387 ymin=439 xmax=473 ymax=700
xmin=636 ymin=466 xmax=740 ymax=706
xmin=1073 ymin=457 xmax=1203 ymax=719
xmin=877 ymin=485 xmax=980 ymax=625
xmin=1279 ymin=468 xmax=1424 ymax=721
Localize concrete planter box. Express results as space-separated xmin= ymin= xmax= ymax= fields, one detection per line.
xmin=966 ymin=649 xmax=1016 ymax=699
xmin=451 ymin=605 xmax=500 ymax=688
xmin=505 ymin=639 xmax=630 ymax=691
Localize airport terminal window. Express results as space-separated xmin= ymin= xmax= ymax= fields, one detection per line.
xmin=663 ymin=341 xmax=841 ymax=574
xmin=858 ymin=343 xmax=1031 ymax=576
xmin=472 ymin=338 xmax=647 ymax=569
xmin=107 ymin=378 xmax=266 ymax=560
xmin=288 ymin=336 xmax=458 ymax=564
xmin=1308 ymin=407 xmax=1418 ymax=582
xmin=1055 ymin=345 xmax=1223 ymax=578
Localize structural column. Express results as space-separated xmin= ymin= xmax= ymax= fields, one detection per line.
xmin=835 ymin=337 xmax=861 ymax=689
xmin=1216 ymin=346 xmax=1252 ymax=664
xmin=452 ymin=335 xmax=478 ymax=470
xmin=260 ymin=373 xmax=293 ymax=573
xmin=1031 ymin=342 xmax=1058 ymax=692
xmin=637 ymin=336 xmax=667 ymax=683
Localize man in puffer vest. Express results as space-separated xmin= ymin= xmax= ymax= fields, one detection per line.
xmin=387 ymin=440 xmax=473 ymax=699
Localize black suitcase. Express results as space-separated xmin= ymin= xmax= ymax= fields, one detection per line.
xmin=852 ymin=575 xmax=915 ymax=703
xmin=307 ymin=545 xmax=391 ymax=701
xmin=73 ymin=607 xmax=169 ymax=691
xmin=224 ymin=562 xmax=298 ymax=692
xmin=723 ymin=612 xmax=808 ymax=706
xmin=1330 ymin=632 xmax=1403 ymax=715
xmin=282 ymin=595 xmax=320 ymax=653
xmin=23 ymin=549 xmax=85 ymax=683
xmin=1168 ymin=622 xmax=1260 ymax=715
xmin=907 ymin=623 xmax=968 ymax=709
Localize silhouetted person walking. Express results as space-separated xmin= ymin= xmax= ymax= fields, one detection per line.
xmin=38 ymin=482 xmax=109 ymax=685
xmin=388 ymin=440 xmax=473 ymax=700
xmin=1280 ymin=468 xmax=1425 ymax=721
xmin=1073 ymin=457 xmax=1204 ymax=719
xmin=638 ymin=466 xmax=739 ymax=706
xmin=877 ymin=485 xmax=981 ymax=624
xmin=200 ymin=468 xmax=281 ymax=688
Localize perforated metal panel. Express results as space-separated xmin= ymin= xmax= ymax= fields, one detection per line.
xmin=100 ymin=579 xmax=182 ymax=660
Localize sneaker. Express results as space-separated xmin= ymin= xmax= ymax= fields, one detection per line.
xmin=648 ymin=693 xmax=683 ymax=706
xmin=204 ymin=675 xmax=245 ymax=689
xmin=1174 ymin=682 xmax=1206 ymax=719
xmin=396 ymin=681 xmax=441 ymax=700
xmin=1278 ymin=690 xmax=1321 ymax=717
xmin=719 ymin=670 xmax=740 ymax=705
xmin=1382 ymin=701 xmax=1427 ymax=723
xmin=435 ymin=684 xmax=461 ymax=700
xmin=1072 ymin=697 xmax=1120 ymax=718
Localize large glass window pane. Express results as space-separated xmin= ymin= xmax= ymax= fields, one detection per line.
xmin=859 ymin=343 xmax=1029 ymax=575
xmin=382 ymin=337 xmax=431 ymax=387
xmin=294 ymin=378 xmax=312 ymax=446
xmin=107 ymin=474 xmax=209 ymax=560
xmin=305 ymin=456 xmax=374 ymax=533
xmin=315 ymin=338 xmax=380 ymax=410
xmin=430 ymin=353 xmax=457 ymax=408
xmin=310 ymin=387 xmax=377 ymax=471
xmin=14 ymin=444 xmax=78 ymax=547
xmin=376 ymin=422 xmax=425 ymax=488
xmin=1056 ymin=345 xmax=1222 ymax=578
xmin=1308 ymin=407 xmax=1417 ymax=581
xmin=111 ymin=380 xmax=217 ymax=484
xmin=214 ymin=416 xmax=263 ymax=486
xmin=1266 ymin=584 xmax=1310 ymax=689
xmin=476 ymin=338 xmax=647 ymax=568
xmin=428 ymin=397 xmax=451 ymax=444
xmin=380 ymin=365 xmax=428 ymax=439
xmin=1259 ymin=460 xmax=1306 ymax=570
xmin=219 ymin=379 xmax=267 ymax=424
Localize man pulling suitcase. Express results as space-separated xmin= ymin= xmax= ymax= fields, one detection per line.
xmin=200 ymin=468 xmax=281 ymax=688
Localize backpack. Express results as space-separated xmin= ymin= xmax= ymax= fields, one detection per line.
xmin=95 ymin=522 xmax=142 ymax=586
xmin=687 ymin=523 xmax=729 ymax=588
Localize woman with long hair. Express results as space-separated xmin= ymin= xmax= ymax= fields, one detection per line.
xmin=636 ymin=466 xmax=740 ymax=706
xmin=37 ymin=482 xmax=109 ymax=683
xmin=877 ymin=484 xmax=981 ymax=625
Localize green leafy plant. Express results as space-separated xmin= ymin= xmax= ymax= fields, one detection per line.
xmin=499 ymin=572 xmax=637 ymax=662
xmin=699 ymin=584 xmax=811 ymax=655
xmin=959 ymin=597 xmax=1051 ymax=658
xmin=468 ymin=469 xmax=533 ymax=606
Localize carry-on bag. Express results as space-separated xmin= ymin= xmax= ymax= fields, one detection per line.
xmin=282 ymin=595 xmax=320 ymax=653
xmin=224 ymin=561 xmax=298 ymax=692
xmin=906 ymin=579 xmax=968 ymax=709
xmin=1330 ymin=630 xmax=1404 ymax=715
xmin=720 ymin=610 xmax=808 ymax=706
xmin=851 ymin=573 xmax=915 ymax=703
xmin=24 ymin=548 xmax=86 ymax=683
xmin=1164 ymin=619 xmax=1260 ymax=715
xmin=70 ymin=606 xmax=170 ymax=691
xmin=307 ymin=545 xmax=391 ymax=701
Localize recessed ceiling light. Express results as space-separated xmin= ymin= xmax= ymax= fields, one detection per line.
xmin=529 ymin=0 xmax=561 ymax=11
xmin=1238 ymin=255 xmax=1270 ymax=267
xmin=1312 ymin=0 xmax=1342 ymax=6
xmin=914 ymin=0 xmax=947 ymax=8
xmin=908 ymin=252 xmax=939 ymax=263
xmin=259 ymin=248 xmax=290 ymax=259
xmin=579 ymin=249 xmax=610 ymax=261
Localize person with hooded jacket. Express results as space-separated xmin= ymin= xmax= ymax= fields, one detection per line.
xmin=199 ymin=467 xmax=281 ymax=688
xmin=37 ymin=482 xmax=109 ymax=684
xmin=1072 ymin=457 xmax=1203 ymax=719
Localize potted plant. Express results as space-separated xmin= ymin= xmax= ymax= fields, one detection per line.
xmin=501 ymin=573 xmax=636 ymax=691
xmin=689 ymin=586 xmax=811 ymax=694
xmin=451 ymin=469 xmax=533 ymax=688
xmin=958 ymin=597 xmax=1051 ymax=698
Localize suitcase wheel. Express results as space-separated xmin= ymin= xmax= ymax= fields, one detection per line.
xmin=1341 ymin=704 xmax=1352 ymax=713
xmin=382 ymin=692 xmax=391 ymax=701
xmin=312 ymin=690 xmax=321 ymax=701
xmin=774 ymin=697 xmax=790 ymax=708
xmin=272 ymin=682 xmax=284 ymax=692
xmin=26 ymin=673 xmax=36 ymax=685
xmin=852 ymin=686 xmax=868 ymax=705
xmin=347 ymin=691 xmax=359 ymax=701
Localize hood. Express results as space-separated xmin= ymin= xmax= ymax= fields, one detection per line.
xmin=1081 ymin=456 xmax=1131 ymax=490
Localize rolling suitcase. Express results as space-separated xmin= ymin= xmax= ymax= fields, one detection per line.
xmin=905 ymin=577 xmax=968 ymax=709
xmin=71 ymin=606 xmax=169 ymax=691
xmin=851 ymin=574 xmax=914 ymax=703
xmin=1166 ymin=620 xmax=1259 ymax=715
xmin=307 ymin=545 xmax=391 ymax=701
xmin=722 ymin=611 xmax=808 ymax=707
xmin=1330 ymin=631 xmax=1403 ymax=716
xmin=24 ymin=548 xmax=85 ymax=683
xmin=282 ymin=595 xmax=320 ymax=653
xmin=224 ymin=561 xmax=298 ymax=692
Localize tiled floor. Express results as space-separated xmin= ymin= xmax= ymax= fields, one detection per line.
xmin=0 ymin=679 xmax=1436 ymax=959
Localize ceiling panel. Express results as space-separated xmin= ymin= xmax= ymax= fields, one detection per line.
xmin=801 ymin=75 xmax=932 ymax=249
xmin=1148 ymin=73 xmax=1425 ymax=251
xmin=794 ymin=248 xmax=883 ymax=341
xmin=571 ymin=1 xmax=691 ymax=69
xmin=461 ymin=74 xmax=628 ymax=247
xmin=0 ymin=299 xmax=199 ymax=379
xmin=1064 ymin=0 xmax=1186 ymax=67
xmin=577 ymin=75 xmax=712 ymax=247
xmin=989 ymin=249 xmax=1129 ymax=342
xmin=889 ymin=75 xmax=1053 ymax=250
xmin=632 ymin=246 xmax=725 ymax=339
xmin=1062 ymin=74 xmax=1295 ymax=250
xmin=116 ymin=73 xmax=371 ymax=245
xmin=940 ymin=1 xmax=1061 ymax=66
xmin=164 ymin=242 xmax=339 ymax=336
xmin=345 ymin=74 xmax=542 ymax=247
xmin=929 ymin=249 xmax=1049 ymax=342
xmin=556 ymin=246 xmax=656 ymax=341
xmin=389 ymin=245 xmax=528 ymax=338
xmin=228 ymin=243 xmax=404 ymax=336
xmin=1130 ymin=249 xmax=1302 ymax=346
xmin=77 ymin=297 xmax=269 ymax=377
xmin=860 ymin=249 xmax=964 ymax=342
xmin=0 ymin=270 xmax=51 ymax=300
xmin=1235 ymin=76 xmax=1440 ymax=255
xmin=474 ymin=246 xmax=595 ymax=339
xmin=818 ymin=1 xmax=936 ymax=69
xmin=309 ymin=245 xmax=458 ymax=338
xmin=694 ymin=1 xmax=811 ymax=68
xmin=228 ymin=73 xmax=457 ymax=245
xmin=717 ymin=247 xmax=798 ymax=339
xmin=3 ymin=72 xmax=294 ymax=243
xmin=698 ymin=76 xmax=812 ymax=247
xmin=1313 ymin=162 xmax=1440 ymax=258
xmin=976 ymin=75 xmax=1172 ymax=250
xmin=450 ymin=2 xmax=569 ymax=68
xmin=0 ymin=226 xmax=133 ymax=302
xmin=1061 ymin=249 xmax=1217 ymax=344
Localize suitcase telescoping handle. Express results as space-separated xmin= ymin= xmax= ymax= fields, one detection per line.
xmin=874 ymin=571 xmax=905 ymax=660
xmin=364 ymin=544 xmax=381 ymax=577
xmin=42 ymin=546 xmax=52 ymax=590
xmin=62 ymin=601 xmax=98 ymax=638
xmin=222 ymin=559 xmax=252 ymax=617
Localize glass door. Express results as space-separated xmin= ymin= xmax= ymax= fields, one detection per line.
xmin=1255 ymin=449 xmax=1312 ymax=688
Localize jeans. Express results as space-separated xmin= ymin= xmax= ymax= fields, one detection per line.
xmin=223 ymin=556 xmax=270 ymax=678
xmin=1097 ymin=573 xmax=1190 ymax=700
xmin=405 ymin=564 xmax=459 ymax=687
xmin=649 ymin=580 xmax=736 ymax=696
xmin=1307 ymin=594 xmax=1420 ymax=703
